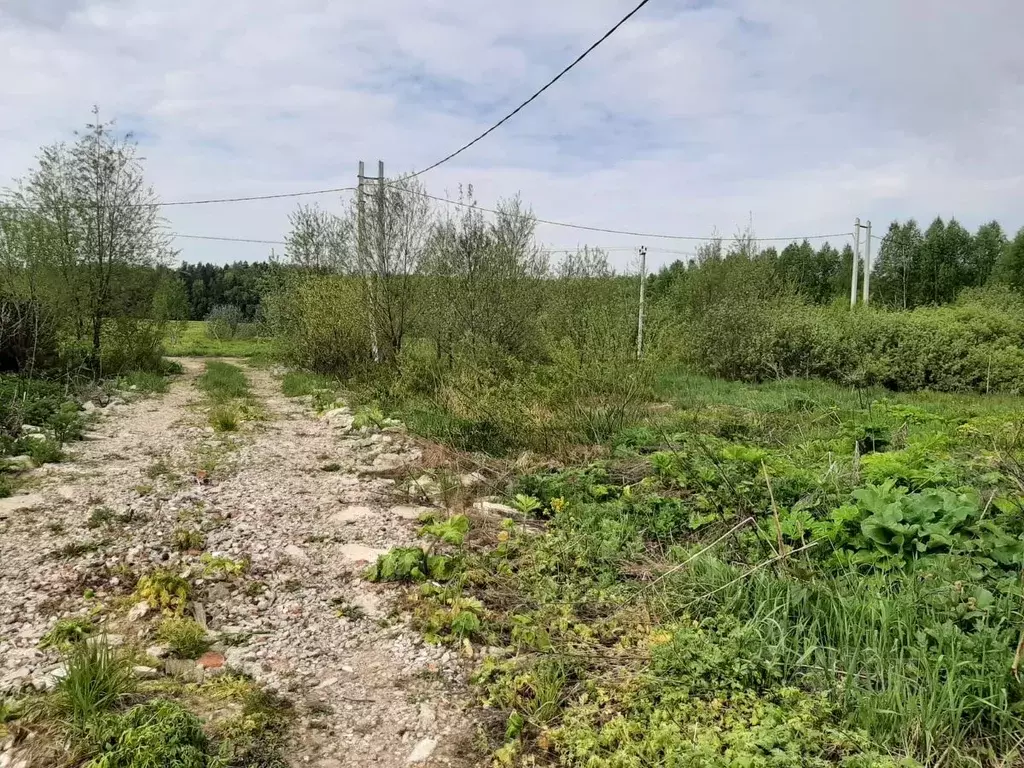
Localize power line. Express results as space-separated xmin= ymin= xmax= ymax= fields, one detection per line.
xmin=158 ymin=185 xmax=357 ymax=207
xmin=404 ymin=0 xmax=655 ymax=179
xmin=171 ymin=233 xmax=286 ymax=245
xmin=393 ymin=186 xmax=852 ymax=242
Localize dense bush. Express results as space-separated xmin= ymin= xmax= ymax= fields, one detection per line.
xmin=205 ymin=304 xmax=243 ymax=340
xmin=264 ymin=275 xmax=371 ymax=375
xmin=0 ymin=296 xmax=59 ymax=374
xmin=683 ymin=287 xmax=1024 ymax=393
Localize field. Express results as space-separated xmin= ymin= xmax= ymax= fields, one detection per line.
xmin=163 ymin=321 xmax=273 ymax=359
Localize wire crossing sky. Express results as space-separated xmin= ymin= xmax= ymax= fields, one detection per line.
xmin=1 ymin=1 xmax=1020 ymax=268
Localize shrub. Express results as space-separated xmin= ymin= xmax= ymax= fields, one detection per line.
xmin=206 ymin=304 xmax=243 ymax=340
xmin=0 ymin=296 xmax=59 ymax=374
xmin=101 ymin=318 xmax=167 ymax=375
xmin=28 ymin=436 xmax=63 ymax=465
xmin=681 ymin=292 xmax=1024 ymax=394
xmin=264 ymin=275 xmax=371 ymax=375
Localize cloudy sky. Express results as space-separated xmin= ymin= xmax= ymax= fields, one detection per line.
xmin=2 ymin=0 xmax=1022 ymax=269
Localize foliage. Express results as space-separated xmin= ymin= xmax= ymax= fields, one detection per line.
xmin=171 ymin=528 xmax=206 ymax=552
xmin=197 ymin=361 xmax=250 ymax=401
xmin=135 ymin=570 xmax=190 ymax=614
xmin=39 ymin=617 xmax=96 ymax=650
xmin=209 ymin=405 xmax=240 ymax=432
xmin=157 ymin=617 xmax=210 ymax=659
xmin=364 ymin=546 xmax=457 ymax=583
xmin=86 ymin=699 xmax=213 ymax=768
xmin=54 ymin=639 xmax=135 ymax=734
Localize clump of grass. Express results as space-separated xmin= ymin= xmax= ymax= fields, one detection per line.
xmin=53 ymin=540 xmax=103 ymax=559
xmin=144 ymin=459 xmax=174 ymax=480
xmin=157 ymin=617 xmax=210 ymax=659
xmin=171 ymin=528 xmax=206 ymax=552
xmin=117 ymin=370 xmax=170 ymax=395
xmin=197 ymin=361 xmax=249 ymax=402
xmin=28 ymin=437 xmax=64 ymax=466
xmin=209 ymin=405 xmax=240 ymax=432
xmin=86 ymin=507 xmax=115 ymax=529
xmin=281 ymin=371 xmax=336 ymax=398
xmin=39 ymin=617 xmax=96 ymax=650
xmin=53 ymin=638 xmax=135 ymax=734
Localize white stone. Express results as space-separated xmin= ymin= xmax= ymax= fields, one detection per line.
xmin=284 ymin=544 xmax=310 ymax=563
xmin=338 ymin=543 xmax=387 ymax=565
xmin=329 ymin=505 xmax=373 ymax=525
xmin=418 ymin=703 xmax=436 ymax=730
xmin=406 ymin=738 xmax=437 ymax=763
xmin=475 ymin=500 xmax=519 ymax=517
xmin=390 ymin=505 xmax=433 ymax=521
xmin=126 ymin=601 xmax=150 ymax=622
xmin=133 ymin=665 xmax=160 ymax=679
xmin=0 ymin=494 xmax=44 ymax=515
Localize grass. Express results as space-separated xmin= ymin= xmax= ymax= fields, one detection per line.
xmin=376 ymin=366 xmax=1024 ymax=768
xmin=116 ymin=370 xmax=171 ymax=395
xmin=196 ymin=361 xmax=249 ymax=402
xmin=54 ymin=639 xmax=135 ymax=734
xmin=157 ymin=617 xmax=210 ymax=659
xmin=209 ymin=405 xmax=240 ymax=432
xmin=165 ymin=321 xmax=272 ymax=359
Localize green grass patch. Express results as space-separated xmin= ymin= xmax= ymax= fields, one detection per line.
xmin=165 ymin=321 xmax=272 ymax=359
xmin=196 ymin=362 xmax=249 ymax=402
xmin=116 ymin=370 xmax=171 ymax=395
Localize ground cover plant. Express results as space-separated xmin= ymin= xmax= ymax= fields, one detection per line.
xmin=369 ymin=371 xmax=1024 ymax=767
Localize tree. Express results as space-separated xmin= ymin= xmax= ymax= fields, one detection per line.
xmin=359 ymin=174 xmax=434 ymax=363
xmin=873 ymin=220 xmax=924 ymax=309
xmin=974 ymin=221 xmax=1007 ymax=287
xmin=9 ymin=109 xmax=172 ymax=363
xmin=993 ymin=227 xmax=1024 ymax=291
xmin=285 ymin=203 xmax=351 ymax=272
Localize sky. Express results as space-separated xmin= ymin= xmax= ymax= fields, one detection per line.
xmin=1 ymin=0 xmax=1022 ymax=270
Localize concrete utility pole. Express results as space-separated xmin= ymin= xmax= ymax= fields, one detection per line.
xmin=850 ymin=217 xmax=861 ymax=308
xmin=357 ymin=161 xmax=380 ymax=362
xmin=862 ymin=220 xmax=872 ymax=305
xmin=636 ymin=245 xmax=647 ymax=360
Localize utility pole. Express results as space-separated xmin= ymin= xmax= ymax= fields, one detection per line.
xmin=850 ymin=217 xmax=861 ymax=308
xmin=862 ymin=220 xmax=872 ymax=305
xmin=636 ymin=245 xmax=647 ymax=360
xmin=374 ymin=160 xmax=385 ymax=362
xmin=357 ymin=161 xmax=379 ymax=362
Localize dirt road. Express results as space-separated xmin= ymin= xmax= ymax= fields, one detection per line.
xmin=0 ymin=359 xmax=473 ymax=766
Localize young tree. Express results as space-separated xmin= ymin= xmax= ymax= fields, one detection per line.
xmin=973 ymin=221 xmax=1007 ymax=287
xmin=993 ymin=227 xmax=1024 ymax=291
xmin=10 ymin=109 xmax=173 ymax=361
xmin=285 ymin=203 xmax=351 ymax=272
xmin=359 ymin=174 xmax=434 ymax=363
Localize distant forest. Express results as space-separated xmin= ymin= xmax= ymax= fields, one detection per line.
xmin=176 ymin=215 xmax=1024 ymax=321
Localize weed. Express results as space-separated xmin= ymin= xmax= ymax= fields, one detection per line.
xmin=144 ymin=459 xmax=174 ymax=480
xmin=200 ymin=553 xmax=249 ymax=578
xmin=134 ymin=484 xmax=153 ymax=496
xmin=87 ymin=506 xmax=115 ymax=529
xmin=320 ymin=462 xmax=342 ymax=472
xmin=39 ymin=617 xmax=96 ymax=650
xmin=352 ymin=405 xmax=386 ymax=430
xmin=53 ymin=540 xmax=103 ymax=559
xmin=135 ymin=570 xmax=190 ymax=614
xmin=157 ymin=617 xmax=210 ymax=659
xmin=47 ymin=521 xmax=66 ymax=535
xmin=87 ymin=699 xmax=212 ymax=767
xmin=209 ymin=405 xmax=240 ymax=432
xmin=172 ymin=528 xmax=206 ymax=552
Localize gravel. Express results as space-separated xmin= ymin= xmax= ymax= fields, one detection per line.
xmin=0 ymin=359 xmax=474 ymax=767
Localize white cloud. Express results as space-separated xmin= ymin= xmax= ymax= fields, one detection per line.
xmin=1 ymin=0 xmax=1022 ymax=270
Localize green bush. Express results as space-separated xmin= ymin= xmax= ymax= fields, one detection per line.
xmin=682 ymin=290 xmax=1024 ymax=394
xmin=264 ymin=275 xmax=371 ymax=375
xmin=157 ymin=617 xmax=210 ymax=659
xmin=87 ymin=699 xmax=213 ymax=768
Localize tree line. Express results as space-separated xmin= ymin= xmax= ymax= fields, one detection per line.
xmin=650 ymin=217 xmax=1024 ymax=309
